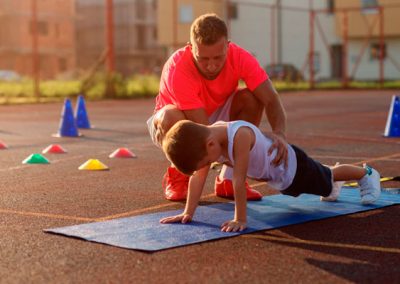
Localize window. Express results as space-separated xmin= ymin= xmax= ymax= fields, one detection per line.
xmin=179 ymin=4 xmax=193 ymax=24
xmin=228 ymin=3 xmax=238 ymax=19
xmin=327 ymin=0 xmax=335 ymax=14
xmin=361 ymin=0 xmax=379 ymax=14
xmin=137 ymin=26 xmax=146 ymax=49
xmin=370 ymin=43 xmax=386 ymax=60
xmin=312 ymin=52 xmax=320 ymax=73
xmin=30 ymin=21 xmax=49 ymax=35
xmin=55 ymin=23 xmax=60 ymax=38
xmin=59 ymin=58 xmax=67 ymax=72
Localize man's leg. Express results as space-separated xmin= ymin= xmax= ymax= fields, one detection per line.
xmin=149 ymin=105 xmax=189 ymax=201
xmin=152 ymin=105 xmax=186 ymax=147
xmin=230 ymin=88 xmax=263 ymax=126
xmin=213 ymin=89 xmax=263 ymax=200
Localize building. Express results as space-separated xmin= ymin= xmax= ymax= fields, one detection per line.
xmin=157 ymin=0 xmax=400 ymax=81
xmin=335 ymin=0 xmax=400 ymax=80
xmin=76 ymin=0 xmax=166 ymax=76
xmin=0 ymin=0 xmax=76 ymax=79
xmin=157 ymin=0 xmax=225 ymax=54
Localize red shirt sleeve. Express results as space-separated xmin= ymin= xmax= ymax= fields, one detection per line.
xmin=236 ymin=45 xmax=269 ymax=91
xmin=156 ymin=46 xmax=204 ymax=111
xmin=170 ymin=68 xmax=203 ymax=110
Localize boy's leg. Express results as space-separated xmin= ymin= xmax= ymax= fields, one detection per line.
xmin=358 ymin=164 xmax=381 ymax=204
xmin=147 ymin=105 xmax=189 ymax=201
xmin=281 ymin=145 xmax=332 ymax=198
xmin=321 ymin=164 xmax=381 ymax=204
xmin=320 ymin=162 xmax=344 ymax=202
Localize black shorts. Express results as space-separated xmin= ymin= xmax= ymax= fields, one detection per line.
xmin=281 ymin=145 xmax=332 ymax=197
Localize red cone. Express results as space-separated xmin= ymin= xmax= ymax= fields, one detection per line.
xmin=42 ymin=144 xmax=67 ymax=154
xmin=0 ymin=141 xmax=7 ymax=149
xmin=109 ymin=147 xmax=137 ymax=158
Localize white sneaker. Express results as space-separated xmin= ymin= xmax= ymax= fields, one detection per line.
xmin=358 ymin=165 xmax=381 ymax=205
xmin=321 ymin=181 xmax=344 ymax=202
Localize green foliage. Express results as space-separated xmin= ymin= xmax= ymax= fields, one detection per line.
xmin=0 ymin=73 xmax=160 ymax=104
xmin=126 ymin=75 xmax=159 ymax=98
xmin=0 ymin=74 xmax=399 ymax=105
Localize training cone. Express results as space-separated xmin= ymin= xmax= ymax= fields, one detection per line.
xmin=22 ymin=153 xmax=50 ymax=164
xmin=109 ymin=147 xmax=137 ymax=158
xmin=75 ymin=95 xmax=91 ymax=129
xmin=78 ymin=159 xmax=109 ymax=171
xmin=384 ymin=95 xmax=400 ymax=137
xmin=0 ymin=141 xmax=8 ymax=149
xmin=54 ymin=98 xmax=80 ymax=137
xmin=42 ymin=144 xmax=67 ymax=154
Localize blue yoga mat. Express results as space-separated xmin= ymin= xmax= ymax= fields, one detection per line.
xmin=44 ymin=188 xmax=400 ymax=251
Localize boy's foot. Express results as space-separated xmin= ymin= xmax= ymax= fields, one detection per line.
xmin=162 ymin=166 xmax=189 ymax=201
xmin=321 ymin=181 xmax=344 ymax=202
xmin=214 ymin=176 xmax=262 ymax=201
xmin=358 ymin=165 xmax=381 ymax=205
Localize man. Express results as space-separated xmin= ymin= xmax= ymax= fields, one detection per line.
xmin=147 ymin=13 xmax=288 ymax=201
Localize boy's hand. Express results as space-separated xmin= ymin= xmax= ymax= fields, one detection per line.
xmin=160 ymin=213 xmax=192 ymax=224
xmin=221 ymin=220 xmax=247 ymax=232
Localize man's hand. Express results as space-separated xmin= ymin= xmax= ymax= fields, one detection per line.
xmin=221 ymin=220 xmax=247 ymax=232
xmin=155 ymin=126 xmax=165 ymax=146
xmin=268 ymin=132 xmax=288 ymax=168
xmin=160 ymin=213 xmax=192 ymax=224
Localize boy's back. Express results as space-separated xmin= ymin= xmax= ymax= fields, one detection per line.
xmin=215 ymin=120 xmax=297 ymax=191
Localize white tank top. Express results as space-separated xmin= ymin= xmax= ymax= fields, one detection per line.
xmin=216 ymin=120 xmax=297 ymax=191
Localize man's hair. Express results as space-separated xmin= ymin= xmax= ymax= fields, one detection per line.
xmin=190 ymin=13 xmax=228 ymax=45
xmin=162 ymin=120 xmax=210 ymax=175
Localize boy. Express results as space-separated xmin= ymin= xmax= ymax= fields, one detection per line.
xmin=160 ymin=120 xmax=381 ymax=232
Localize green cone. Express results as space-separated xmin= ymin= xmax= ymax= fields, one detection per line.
xmin=22 ymin=153 xmax=50 ymax=164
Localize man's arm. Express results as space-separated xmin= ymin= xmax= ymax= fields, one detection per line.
xmin=252 ymin=79 xmax=288 ymax=167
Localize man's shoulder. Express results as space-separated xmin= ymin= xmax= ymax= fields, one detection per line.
xmin=163 ymin=45 xmax=196 ymax=77
xmin=167 ymin=45 xmax=192 ymax=66
xmin=227 ymin=42 xmax=258 ymax=67
xmin=228 ymin=42 xmax=250 ymax=56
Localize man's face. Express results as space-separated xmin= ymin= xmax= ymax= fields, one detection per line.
xmin=191 ymin=37 xmax=228 ymax=80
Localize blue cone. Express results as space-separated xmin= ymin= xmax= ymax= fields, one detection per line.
xmin=75 ymin=95 xmax=91 ymax=129
xmin=384 ymin=95 xmax=400 ymax=137
xmin=57 ymin=98 xmax=79 ymax=137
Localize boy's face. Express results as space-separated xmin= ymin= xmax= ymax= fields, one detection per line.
xmin=196 ymin=139 xmax=222 ymax=170
xmin=191 ymin=37 xmax=228 ymax=80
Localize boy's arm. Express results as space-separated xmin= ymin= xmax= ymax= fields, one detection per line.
xmin=160 ymin=166 xmax=209 ymax=224
xmin=221 ymin=128 xmax=252 ymax=232
xmin=183 ymin=166 xmax=209 ymax=218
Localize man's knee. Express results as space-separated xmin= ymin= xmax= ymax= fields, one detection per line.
xmin=237 ymin=89 xmax=262 ymax=110
xmin=230 ymin=89 xmax=263 ymax=122
xmin=155 ymin=105 xmax=186 ymax=133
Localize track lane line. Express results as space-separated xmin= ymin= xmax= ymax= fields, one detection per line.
xmin=241 ymin=234 xmax=400 ymax=254
xmin=0 ymin=208 xmax=95 ymax=222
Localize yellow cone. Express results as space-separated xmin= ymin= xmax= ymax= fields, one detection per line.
xmin=78 ymin=159 xmax=109 ymax=170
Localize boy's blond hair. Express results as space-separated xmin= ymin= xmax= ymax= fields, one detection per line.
xmin=163 ymin=120 xmax=210 ymax=175
xmin=190 ymin=13 xmax=228 ymax=45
